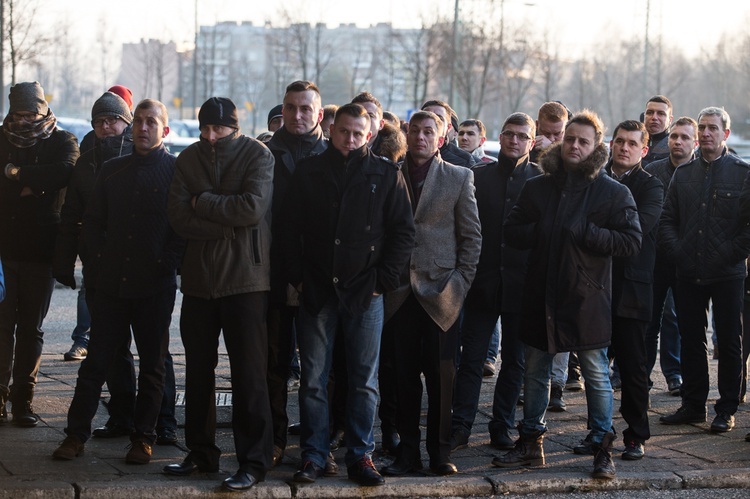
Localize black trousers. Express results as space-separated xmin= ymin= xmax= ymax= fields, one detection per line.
xmin=181 ymin=292 xmax=272 ymax=479
xmin=86 ymin=288 xmax=176 ymax=432
xmin=65 ymin=287 xmax=175 ymax=443
xmin=392 ymin=294 xmax=459 ymax=466
xmin=0 ymin=260 xmax=54 ymax=405
xmin=266 ymin=302 xmax=296 ymax=450
xmin=674 ymin=278 xmax=744 ymax=415
xmin=611 ymin=316 xmax=651 ymax=443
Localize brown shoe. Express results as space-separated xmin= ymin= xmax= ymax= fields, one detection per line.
xmin=271 ymin=445 xmax=284 ymax=467
xmin=125 ymin=439 xmax=152 ymax=464
xmin=53 ymin=436 xmax=85 ymax=460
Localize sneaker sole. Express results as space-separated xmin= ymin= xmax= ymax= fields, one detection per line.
xmin=622 ymin=452 xmax=644 ymax=460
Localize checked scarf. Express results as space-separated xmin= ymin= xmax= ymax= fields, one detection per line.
xmin=2 ymin=110 xmax=57 ymax=148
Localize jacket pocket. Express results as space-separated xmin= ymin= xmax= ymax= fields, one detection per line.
xmin=712 ymin=188 xmax=740 ymax=219
xmin=577 ymin=264 xmax=604 ymax=290
xmin=250 ymin=228 xmax=262 ymax=265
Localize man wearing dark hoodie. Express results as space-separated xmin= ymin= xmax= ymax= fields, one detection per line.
xmin=165 ymin=97 xmax=274 ymax=491
xmin=494 ymin=110 xmax=642 ymax=480
xmin=264 ymin=81 xmax=327 ymax=467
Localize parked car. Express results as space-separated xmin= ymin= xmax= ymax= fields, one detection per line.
xmin=164 ymin=135 xmax=198 ymax=156
xmin=170 ymin=119 xmax=201 ymax=138
xmin=56 ymin=117 xmax=93 ymax=145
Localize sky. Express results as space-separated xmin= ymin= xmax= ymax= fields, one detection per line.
xmin=42 ymin=0 xmax=750 ymax=59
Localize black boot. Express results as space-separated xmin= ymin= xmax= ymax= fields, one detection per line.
xmin=491 ymin=427 xmax=545 ymax=468
xmin=12 ymin=400 xmax=38 ymax=427
xmin=592 ymin=431 xmax=616 ymax=479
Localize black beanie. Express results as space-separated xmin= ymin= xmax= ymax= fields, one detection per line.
xmin=91 ymin=92 xmax=133 ymax=124
xmin=199 ymin=97 xmax=239 ymax=129
xmin=267 ymin=104 xmax=283 ymax=127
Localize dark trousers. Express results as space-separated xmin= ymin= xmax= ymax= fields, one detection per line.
xmin=65 ymin=287 xmax=175 ymax=443
xmin=488 ymin=312 xmax=524 ymax=438
xmin=266 ymin=302 xmax=297 ymax=450
xmin=645 ymin=268 xmax=682 ymax=385
xmin=86 ymin=288 xmax=176 ymax=432
xmin=452 ymin=306 xmax=498 ymax=433
xmin=392 ymin=294 xmax=459 ymax=466
xmin=611 ymin=316 xmax=651 ymax=443
xmin=377 ymin=319 xmax=398 ymax=433
xmin=674 ymin=278 xmax=744 ymax=415
xmin=0 ymin=260 xmax=54 ymax=405
xmin=181 ymin=292 xmax=272 ymax=480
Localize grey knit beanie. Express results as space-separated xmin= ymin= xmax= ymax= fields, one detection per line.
xmin=8 ymin=81 xmax=48 ymax=116
xmin=91 ymin=92 xmax=133 ymax=125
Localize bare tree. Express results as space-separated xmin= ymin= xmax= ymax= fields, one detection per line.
xmin=4 ymin=0 xmax=50 ymax=86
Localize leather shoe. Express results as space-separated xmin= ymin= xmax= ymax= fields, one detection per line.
xmin=288 ymin=422 xmax=301 ymax=435
xmin=93 ymin=423 xmax=132 ymax=438
xmin=431 ymin=462 xmax=458 ymax=476
xmin=667 ymin=377 xmax=682 ymax=396
xmin=11 ymin=402 xmax=38 ymax=427
xmin=710 ymin=412 xmax=735 ymax=433
xmin=271 ymin=445 xmax=284 ymax=467
xmin=381 ymin=456 xmax=423 ymax=476
xmin=222 ymin=470 xmax=259 ymax=491
xmin=163 ymin=459 xmax=218 ymax=476
xmin=347 ymin=457 xmax=385 ymax=486
xmin=660 ymin=405 xmax=706 ymax=425
xmin=156 ymin=428 xmax=178 ymax=445
xmin=293 ymin=460 xmax=324 ymax=483
xmin=450 ymin=428 xmax=470 ymax=451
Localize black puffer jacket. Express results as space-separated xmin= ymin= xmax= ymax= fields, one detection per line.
xmin=642 ymin=130 xmax=669 ymax=167
xmin=54 ymin=129 xmax=133 ymax=282
xmin=0 ymin=126 xmax=79 ymax=263
xmin=659 ymin=147 xmax=750 ymax=284
xmin=504 ymin=143 xmax=642 ymax=353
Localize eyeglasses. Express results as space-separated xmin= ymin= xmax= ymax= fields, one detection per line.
xmin=500 ymin=130 xmax=532 ymax=142
xmin=12 ymin=112 xmax=42 ymax=122
xmin=92 ymin=117 xmax=120 ymax=128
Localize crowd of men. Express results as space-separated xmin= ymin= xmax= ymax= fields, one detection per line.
xmin=0 ymin=78 xmax=749 ymax=492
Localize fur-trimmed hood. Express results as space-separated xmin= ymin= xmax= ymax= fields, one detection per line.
xmin=538 ymin=142 xmax=609 ymax=181
xmin=373 ymin=122 xmax=406 ymax=162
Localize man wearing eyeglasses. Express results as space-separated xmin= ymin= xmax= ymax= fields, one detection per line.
xmin=494 ymin=110 xmax=642 ymax=480
xmin=0 ymin=81 xmax=79 ymax=426
xmin=451 ymin=113 xmax=541 ymax=452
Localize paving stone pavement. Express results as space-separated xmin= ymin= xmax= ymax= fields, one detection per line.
xmin=1 ymin=283 xmax=749 ymax=498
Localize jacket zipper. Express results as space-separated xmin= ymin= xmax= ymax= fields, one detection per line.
xmin=365 ymin=183 xmax=376 ymax=231
xmin=577 ymin=264 xmax=604 ymax=290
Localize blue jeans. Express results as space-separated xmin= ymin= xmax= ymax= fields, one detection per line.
xmin=522 ymin=345 xmax=612 ymax=442
xmin=298 ymin=295 xmax=383 ymax=468
xmin=551 ymin=352 xmax=569 ymax=388
xmin=485 ymin=319 xmax=500 ymax=364
xmin=71 ymin=281 xmax=91 ymax=347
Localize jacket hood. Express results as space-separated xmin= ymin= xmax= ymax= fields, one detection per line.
xmin=375 ymin=123 xmax=406 ymax=162
xmin=539 ymin=142 xmax=609 ymax=181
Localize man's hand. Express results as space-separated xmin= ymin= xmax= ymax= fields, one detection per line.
xmin=533 ymin=135 xmax=554 ymax=152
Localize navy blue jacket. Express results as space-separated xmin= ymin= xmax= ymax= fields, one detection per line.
xmin=83 ymin=144 xmax=184 ymax=297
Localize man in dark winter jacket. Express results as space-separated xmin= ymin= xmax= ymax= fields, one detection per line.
xmin=451 ymin=112 xmax=541 ymax=451
xmin=599 ymin=120 xmax=663 ymax=461
xmin=284 ymin=103 xmax=415 ymax=487
xmin=494 ymin=110 xmax=642 ymax=480
xmin=52 ymin=99 xmax=183 ymax=466
xmin=644 ymin=117 xmax=698 ymax=397
xmin=659 ymin=107 xmax=750 ymax=433
xmin=165 ymin=97 xmax=274 ymax=492
xmin=54 ymin=91 xmax=133 ymax=360
xmin=0 ymin=81 xmax=79 ymax=427
xmin=642 ymin=95 xmax=673 ymax=167
xmin=265 ymin=81 xmax=328 ymax=467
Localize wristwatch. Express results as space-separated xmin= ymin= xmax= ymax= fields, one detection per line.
xmin=5 ymin=163 xmax=19 ymax=180
xmin=9 ymin=166 xmax=19 ymax=179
